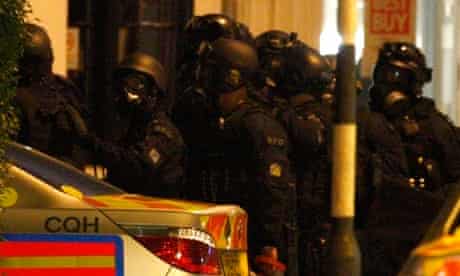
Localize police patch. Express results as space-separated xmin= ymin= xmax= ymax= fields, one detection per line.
xmin=267 ymin=136 xmax=285 ymax=146
xmin=269 ymin=163 xmax=282 ymax=177
xmin=148 ymin=148 xmax=161 ymax=164
xmin=225 ymin=69 xmax=242 ymax=87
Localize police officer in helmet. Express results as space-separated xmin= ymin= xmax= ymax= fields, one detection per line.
xmin=174 ymin=14 xmax=246 ymax=202
xmin=359 ymin=42 xmax=459 ymax=275
xmin=370 ymin=42 xmax=431 ymax=118
xmin=273 ymin=42 xmax=335 ymax=276
xmin=177 ymin=13 xmax=240 ymax=95
xmin=370 ymin=42 xmax=460 ymax=193
xmin=197 ymin=38 xmax=298 ymax=276
xmin=80 ymin=52 xmax=185 ymax=198
xmin=15 ymin=23 xmax=88 ymax=167
xmin=254 ymin=30 xmax=299 ymax=90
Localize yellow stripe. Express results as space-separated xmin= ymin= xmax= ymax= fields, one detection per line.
xmin=0 ymin=256 xmax=114 ymax=268
xmin=331 ymin=124 xmax=357 ymax=217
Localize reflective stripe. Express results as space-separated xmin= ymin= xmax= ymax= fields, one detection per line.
xmin=0 ymin=256 xmax=115 ymax=268
xmin=1 ymin=234 xmax=124 ymax=276
xmin=0 ymin=241 xmax=115 ymax=256
xmin=0 ymin=268 xmax=115 ymax=276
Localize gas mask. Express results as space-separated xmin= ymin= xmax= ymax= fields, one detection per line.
xmin=117 ymin=73 xmax=157 ymax=114
xmin=369 ymin=84 xmax=411 ymax=118
xmin=370 ymin=63 xmax=422 ymax=117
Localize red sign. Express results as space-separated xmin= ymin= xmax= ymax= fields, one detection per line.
xmin=362 ymin=0 xmax=416 ymax=77
xmin=370 ymin=0 xmax=412 ymax=35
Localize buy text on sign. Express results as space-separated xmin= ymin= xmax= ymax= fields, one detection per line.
xmin=370 ymin=0 xmax=411 ymax=35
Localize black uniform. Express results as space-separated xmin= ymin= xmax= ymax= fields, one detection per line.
xmin=370 ymin=42 xmax=460 ymax=192
xmin=256 ymin=36 xmax=334 ymax=275
xmin=82 ymin=52 xmax=185 ymax=198
xmin=89 ymin=111 xmax=185 ymax=198
xmin=361 ymin=42 xmax=449 ymax=275
xmin=220 ymin=101 xmax=296 ymax=268
xmin=196 ymin=38 xmax=297 ymax=275
xmin=401 ymin=97 xmax=460 ymax=192
xmin=174 ymin=15 xmax=245 ymax=202
xmin=15 ymin=24 xmax=88 ymax=167
xmin=172 ymin=87 xmax=222 ymax=201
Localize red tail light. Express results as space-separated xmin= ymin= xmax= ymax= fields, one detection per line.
xmin=135 ymin=236 xmax=220 ymax=274
xmin=132 ymin=228 xmax=221 ymax=275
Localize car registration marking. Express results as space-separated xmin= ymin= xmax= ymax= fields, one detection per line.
xmin=220 ymin=250 xmax=249 ymax=276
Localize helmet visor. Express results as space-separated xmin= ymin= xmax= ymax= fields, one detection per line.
xmin=374 ymin=64 xmax=416 ymax=87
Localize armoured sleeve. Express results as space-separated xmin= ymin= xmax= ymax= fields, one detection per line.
xmin=91 ymin=120 xmax=185 ymax=197
xmin=242 ymin=112 xmax=296 ymax=267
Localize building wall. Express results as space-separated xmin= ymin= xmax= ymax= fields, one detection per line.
xmin=27 ymin=0 xmax=68 ymax=76
xmin=195 ymin=0 xmax=324 ymax=49
xmin=194 ymin=0 xmax=222 ymax=15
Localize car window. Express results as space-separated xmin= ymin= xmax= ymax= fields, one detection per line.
xmin=5 ymin=142 xmax=123 ymax=196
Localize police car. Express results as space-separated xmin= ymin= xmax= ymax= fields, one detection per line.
xmin=0 ymin=142 xmax=248 ymax=276
xmin=399 ymin=185 xmax=460 ymax=276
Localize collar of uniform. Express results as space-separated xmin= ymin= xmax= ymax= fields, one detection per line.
xmin=288 ymin=93 xmax=316 ymax=107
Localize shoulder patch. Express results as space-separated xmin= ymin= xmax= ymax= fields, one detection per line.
xmin=148 ymin=147 xmax=161 ymax=164
xmin=267 ymin=136 xmax=285 ymax=146
xmin=269 ymin=163 xmax=282 ymax=177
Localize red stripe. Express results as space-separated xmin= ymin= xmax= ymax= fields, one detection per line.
xmin=0 ymin=242 xmax=115 ymax=257
xmin=0 ymin=268 xmax=115 ymax=276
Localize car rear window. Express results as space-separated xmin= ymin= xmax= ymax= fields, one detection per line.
xmin=5 ymin=142 xmax=123 ymax=196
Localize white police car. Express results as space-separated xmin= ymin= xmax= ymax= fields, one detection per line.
xmin=0 ymin=142 xmax=248 ymax=276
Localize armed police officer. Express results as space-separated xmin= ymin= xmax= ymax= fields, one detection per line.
xmin=358 ymin=42 xmax=457 ymax=275
xmin=176 ymin=14 xmax=240 ymax=96
xmin=370 ymin=42 xmax=460 ymax=194
xmin=80 ymin=52 xmax=185 ymax=198
xmin=195 ymin=38 xmax=298 ymax=276
xmin=256 ymin=34 xmax=335 ymax=276
xmin=174 ymin=14 xmax=254 ymax=202
xmin=15 ymin=23 xmax=88 ymax=167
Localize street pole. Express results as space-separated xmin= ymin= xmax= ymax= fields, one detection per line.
xmin=324 ymin=0 xmax=361 ymax=275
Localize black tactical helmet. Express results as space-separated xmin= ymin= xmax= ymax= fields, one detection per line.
xmin=255 ymin=30 xmax=298 ymax=55
xmin=235 ymin=22 xmax=255 ymax=46
xmin=183 ymin=14 xmax=239 ymax=56
xmin=23 ymin=23 xmax=53 ymax=62
xmin=278 ymin=43 xmax=334 ymax=95
xmin=373 ymin=42 xmax=432 ymax=88
xmin=116 ymin=52 xmax=167 ymax=95
xmin=255 ymin=30 xmax=299 ymax=88
xmin=198 ymin=38 xmax=259 ymax=95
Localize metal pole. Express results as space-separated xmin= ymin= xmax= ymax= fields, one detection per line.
xmin=324 ymin=0 xmax=361 ymax=275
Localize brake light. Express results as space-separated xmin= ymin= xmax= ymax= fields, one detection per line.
xmin=133 ymin=228 xmax=221 ymax=275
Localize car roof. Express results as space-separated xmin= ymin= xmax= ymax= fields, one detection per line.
xmin=5 ymin=141 xmax=123 ymax=196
